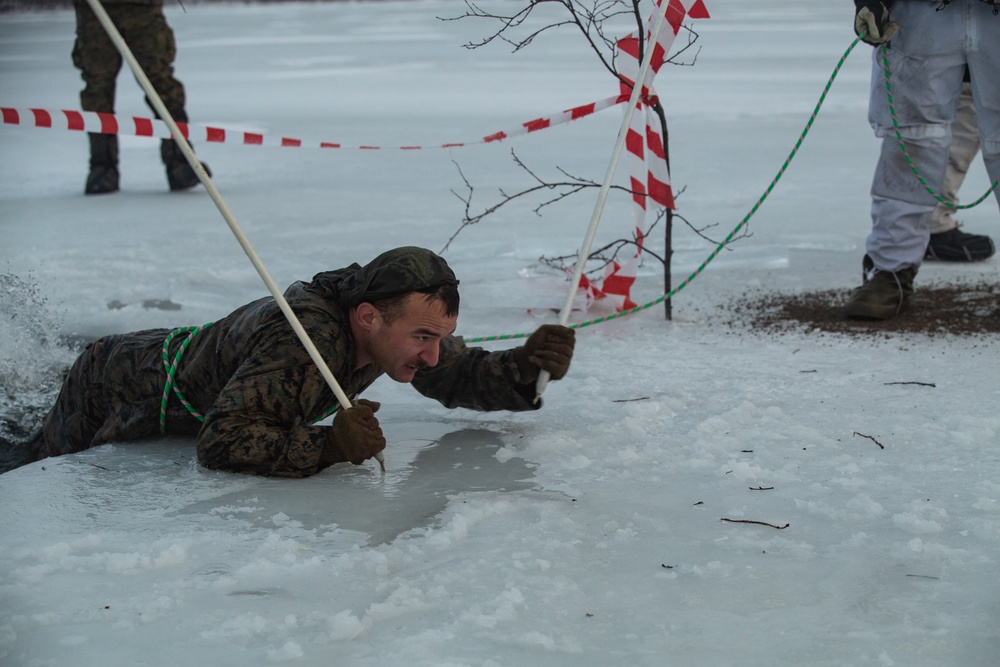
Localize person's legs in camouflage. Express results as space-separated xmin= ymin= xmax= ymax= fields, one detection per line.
xmin=72 ymin=1 xmax=210 ymax=193
xmin=116 ymin=9 xmax=211 ymax=190
xmin=29 ymin=331 xmax=173 ymax=465
xmin=72 ymin=0 xmax=123 ymax=194
xmin=31 ymin=337 xmax=114 ymax=461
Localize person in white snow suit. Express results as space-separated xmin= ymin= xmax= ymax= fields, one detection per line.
xmin=925 ymin=76 xmax=995 ymax=262
xmin=845 ymin=0 xmax=1000 ymax=319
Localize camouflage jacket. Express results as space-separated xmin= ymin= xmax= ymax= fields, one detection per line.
xmin=166 ymin=275 xmax=539 ymax=477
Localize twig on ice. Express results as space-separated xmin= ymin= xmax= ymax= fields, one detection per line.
xmin=720 ymin=518 xmax=789 ymax=530
xmin=853 ymin=431 xmax=885 ymax=449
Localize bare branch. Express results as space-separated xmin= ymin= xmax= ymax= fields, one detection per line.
xmin=852 ymin=432 xmax=886 ymax=450
xmin=441 ymin=0 xmax=639 ymax=79
xmin=720 ymin=518 xmax=790 ymax=530
xmin=664 ymin=25 xmax=702 ymax=67
xmin=436 ymin=1 xmax=730 ymax=320
xmin=441 ymin=151 xmax=635 ymax=253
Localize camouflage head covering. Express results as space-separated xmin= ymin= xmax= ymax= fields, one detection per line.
xmin=305 ymin=246 xmax=459 ymax=308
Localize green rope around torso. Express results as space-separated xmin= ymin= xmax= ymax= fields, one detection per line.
xmin=159 ymin=322 xmax=214 ymax=433
xmin=158 ymin=322 xmax=342 ymax=433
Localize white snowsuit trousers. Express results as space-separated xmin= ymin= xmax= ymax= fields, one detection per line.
xmin=929 ymin=82 xmax=980 ymax=233
xmin=865 ymin=0 xmax=1000 ymax=272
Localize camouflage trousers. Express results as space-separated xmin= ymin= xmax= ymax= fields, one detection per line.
xmin=31 ymin=330 xmax=203 ymax=462
xmin=72 ymin=0 xmax=186 ymax=118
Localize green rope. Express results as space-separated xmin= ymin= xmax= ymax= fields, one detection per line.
xmin=315 ymin=403 xmax=341 ymax=423
xmin=154 ymin=38 xmax=1000 ymax=390
xmin=158 ymin=321 xmax=342 ymax=431
xmin=878 ymin=43 xmax=999 ymax=210
xmin=465 ymin=36 xmax=866 ymax=343
xmin=159 ymin=322 xmax=214 ymax=433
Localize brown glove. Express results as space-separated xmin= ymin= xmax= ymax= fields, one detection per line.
xmin=325 ymin=399 xmax=386 ymax=466
xmin=511 ymin=324 xmax=576 ymax=382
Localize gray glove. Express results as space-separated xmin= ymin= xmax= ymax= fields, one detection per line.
xmin=854 ymin=1 xmax=898 ymax=45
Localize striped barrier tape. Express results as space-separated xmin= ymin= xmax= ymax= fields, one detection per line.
xmin=1 ymin=95 xmax=629 ymax=150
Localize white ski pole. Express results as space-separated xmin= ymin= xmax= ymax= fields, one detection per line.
xmin=534 ymin=0 xmax=674 ymax=403
xmin=84 ymin=0 xmax=384 ymax=471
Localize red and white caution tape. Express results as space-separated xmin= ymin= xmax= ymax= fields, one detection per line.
xmin=4 ymin=0 xmax=710 ymax=319
xmin=577 ymin=0 xmax=709 ymax=313
xmin=1 ymin=95 xmax=628 ymax=150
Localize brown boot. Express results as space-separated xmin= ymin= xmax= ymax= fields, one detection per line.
xmin=843 ymin=255 xmax=917 ymax=320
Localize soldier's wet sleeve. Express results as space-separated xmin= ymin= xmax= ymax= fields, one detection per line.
xmin=194 ymin=311 xmax=360 ymax=478
xmin=410 ymin=336 xmax=541 ymax=412
xmin=196 ymin=365 xmax=343 ymax=477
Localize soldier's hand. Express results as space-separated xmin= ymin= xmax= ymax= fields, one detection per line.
xmin=854 ymin=1 xmax=898 ymax=45
xmin=512 ymin=324 xmax=576 ymax=382
xmin=330 ymin=399 xmax=386 ymax=465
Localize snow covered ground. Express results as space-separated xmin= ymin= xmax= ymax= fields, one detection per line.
xmin=1 ymin=1 xmax=998 ymax=665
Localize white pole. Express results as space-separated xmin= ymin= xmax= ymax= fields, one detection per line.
xmin=534 ymin=0 xmax=674 ymax=402
xmin=84 ymin=0 xmax=384 ymax=470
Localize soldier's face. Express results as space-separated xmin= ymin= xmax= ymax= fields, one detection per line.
xmin=368 ymin=293 xmax=458 ymax=383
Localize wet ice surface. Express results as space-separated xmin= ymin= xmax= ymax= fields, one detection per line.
xmin=4 ymin=422 xmax=536 ymax=548
xmin=0 ymin=422 xmax=549 ymax=664
xmin=4 ymin=376 xmax=998 ymax=666
xmin=167 ymin=424 xmax=539 ymax=548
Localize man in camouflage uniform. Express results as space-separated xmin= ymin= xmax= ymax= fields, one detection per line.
xmin=17 ymin=247 xmax=576 ymax=478
xmin=73 ymin=0 xmax=210 ymax=194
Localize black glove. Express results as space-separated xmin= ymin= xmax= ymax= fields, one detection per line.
xmin=325 ymin=399 xmax=386 ymax=466
xmin=511 ymin=324 xmax=576 ymax=382
xmin=854 ymin=1 xmax=898 ymax=45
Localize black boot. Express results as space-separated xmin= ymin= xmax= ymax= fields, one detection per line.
xmin=161 ymin=110 xmax=211 ymax=191
xmin=85 ymin=133 xmax=119 ymax=195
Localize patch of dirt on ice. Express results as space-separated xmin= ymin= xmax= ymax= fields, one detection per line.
xmin=724 ymin=280 xmax=1000 ymax=339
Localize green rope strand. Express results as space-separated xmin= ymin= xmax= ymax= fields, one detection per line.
xmin=466 ymin=36 xmax=866 ymax=343
xmin=158 ymin=321 xmax=342 ymax=430
xmin=878 ymin=44 xmax=999 ymax=210
xmin=315 ymin=403 xmax=341 ymax=423
xmin=159 ymin=322 xmax=214 ymax=433
xmin=153 ymin=38 xmax=1000 ymax=402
